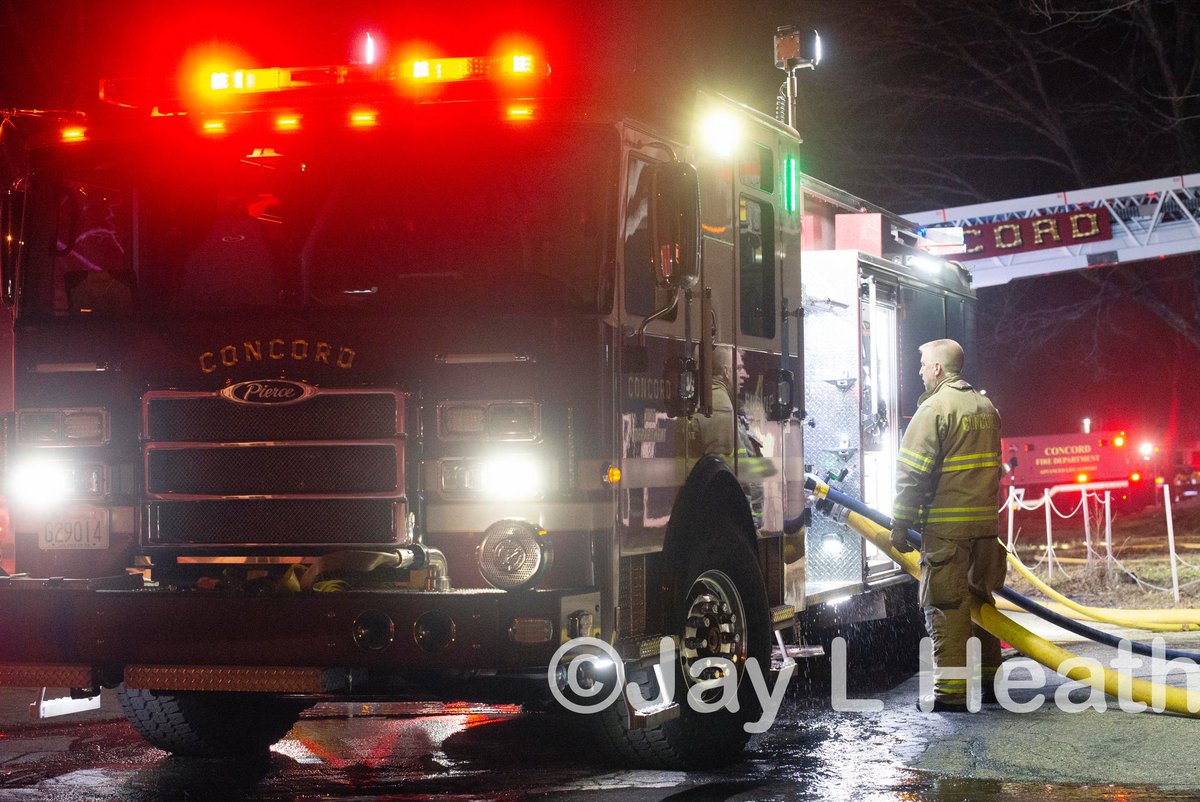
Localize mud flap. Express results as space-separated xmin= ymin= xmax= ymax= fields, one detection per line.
xmin=30 ymin=687 xmax=101 ymax=719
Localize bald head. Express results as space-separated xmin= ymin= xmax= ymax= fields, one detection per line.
xmin=921 ymin=339 xmax=964 ymax=373
xmin=918 ymin=339 xmax=964 ymax=390
xmin=712 ymin=345 xmax=734 ymax=382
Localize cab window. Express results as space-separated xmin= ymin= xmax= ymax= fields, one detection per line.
xmin=739 ymin=197 xmax=775 ymax=338
xmin=624 ymin=155 xmax=675 ymax=319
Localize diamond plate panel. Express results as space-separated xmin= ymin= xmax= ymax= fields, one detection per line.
xmin=0 ymin=664 xmax=93 ymax=688
xmin=803 ymin=252 xmax=865 ymax=585
xmin=124 ymin=665 xmax=347 ymax=693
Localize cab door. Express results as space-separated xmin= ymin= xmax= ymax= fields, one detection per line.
xmin=692 ymin=97 xmax=800 ymax=585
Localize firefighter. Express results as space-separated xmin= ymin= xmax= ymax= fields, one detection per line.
xmin=889 ymin=339 xmax=1004 ymax=711
xmin=689 ymin=345 xmax=739 ymax=459
xmin=690 ymin=347 xmax=771 ymax=461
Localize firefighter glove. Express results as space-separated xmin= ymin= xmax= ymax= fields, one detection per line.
xmin=890 ymin=525 xmax=915 ymax=553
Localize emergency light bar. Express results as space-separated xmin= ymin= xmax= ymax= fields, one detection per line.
xmin=205 ymin=54 xmax=543 ymax=96
xmin=100 ymin=52 xmax=548 ymax=110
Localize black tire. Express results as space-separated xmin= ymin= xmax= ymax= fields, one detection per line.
xmin=593 ymin=525 xmax=771 ymax=769
xmin=118 ymin=685 xmax=307 ymax=757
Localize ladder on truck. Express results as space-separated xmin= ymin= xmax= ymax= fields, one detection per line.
xmin=906 ymin=173 xmax=1200 ymax=288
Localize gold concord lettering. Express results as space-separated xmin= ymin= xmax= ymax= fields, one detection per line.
xmin=197 ymin=338 xmax=359 ymax=373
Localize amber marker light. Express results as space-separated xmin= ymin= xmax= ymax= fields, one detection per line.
xmin=349 ymin=110 xmax=378 ymax=128
xmin=604 ymin=466 xmax=622 ymax=484
xmin=61 ymin=127 xmax=87 ymax=142
xmin=275 ymin=115 xmax=301 ymax=131
xmin=201 ymin=120 xmax=226 ymax=134
xmin=1076 ymin=473 xmax=1089 ymax=483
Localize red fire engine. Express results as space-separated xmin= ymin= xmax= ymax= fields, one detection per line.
xmin=1002 ymin=430 xmax=1157 ymax=508
xmin=0 ymin=28 xmax=975 ymax=765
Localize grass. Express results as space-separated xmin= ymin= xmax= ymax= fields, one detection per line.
xmin=1005 ymin=496 xmax=1200 ymax=610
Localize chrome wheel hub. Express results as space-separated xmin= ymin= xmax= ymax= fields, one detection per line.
xmin=679 ymin=570 xmax=748 ymax=690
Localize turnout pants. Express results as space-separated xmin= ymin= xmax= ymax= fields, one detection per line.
xmin=919 ymin=532 xmax=1007 ymax=702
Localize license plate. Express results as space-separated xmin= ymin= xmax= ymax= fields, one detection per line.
xmin=39 ymin=508 xmax=110 ymax=550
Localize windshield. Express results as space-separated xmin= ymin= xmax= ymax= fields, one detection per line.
xmin=24 ymin=119 xmax=616 ymax=319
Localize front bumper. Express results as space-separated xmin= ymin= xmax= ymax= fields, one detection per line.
xmin=0 ymin=577 xmax=598 ymax=692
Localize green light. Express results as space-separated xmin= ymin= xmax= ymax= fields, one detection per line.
xmin=783 ymin=156 xmax=799 ymax=213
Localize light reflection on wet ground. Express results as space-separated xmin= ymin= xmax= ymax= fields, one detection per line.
xmin=1 ymin=693 xmax=1198 ymax=802
xmin=6 ymin=629 xmax=1200 ymax=802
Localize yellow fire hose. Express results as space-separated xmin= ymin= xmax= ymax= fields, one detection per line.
xmin=1001 ymin=551 xmax=1200 ymax=632
xmin=843 ymin=510 xmax=1200 ymax=716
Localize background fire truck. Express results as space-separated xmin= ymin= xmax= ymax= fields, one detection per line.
xmin=0 ymin=27 xmax=973 ymax=766
xmin=1002 ymin=430 xmax=1159 ymax=509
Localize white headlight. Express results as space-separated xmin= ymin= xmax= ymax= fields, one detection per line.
xmin=437 ymin=401 xmax=540 ymax=441
xmin=17 ymin=408 xmax=108 ymax=445
xmin=7 ymin=460 xmax=77 ymax=509
xmin=480 ymin=455 xmax=543 ymax=499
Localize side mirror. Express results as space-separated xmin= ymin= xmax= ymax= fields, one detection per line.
xmin=1 ymin=189 xmax=23 ymax=306
xmin=650 ymin=162 xmax=700 ymax=293
xmin=664 ymin=356 xmax=698 ymax=419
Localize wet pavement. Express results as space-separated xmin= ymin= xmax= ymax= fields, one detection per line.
xmin=2 ymin=613 xmax=1200 ymax=801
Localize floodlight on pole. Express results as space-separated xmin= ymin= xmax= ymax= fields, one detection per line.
xmin=773 ymin=26 xmax=821 ymax=132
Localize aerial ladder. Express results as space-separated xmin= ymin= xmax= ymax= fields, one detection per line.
xmin=907 ymin=173 xmax=1200 ymax=288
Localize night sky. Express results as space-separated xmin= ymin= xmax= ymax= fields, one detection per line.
xmin=2 ymin=0 xmax=1196 ymax=452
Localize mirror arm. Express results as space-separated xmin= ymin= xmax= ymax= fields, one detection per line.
xmin=635 ymin=289 xmax=680 ymax=347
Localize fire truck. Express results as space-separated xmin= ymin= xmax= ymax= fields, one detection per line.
xmin=0 ymin=29 xmax=975 ymax=766
xmin=1001 ymin=430 xmax=1158 ymax=509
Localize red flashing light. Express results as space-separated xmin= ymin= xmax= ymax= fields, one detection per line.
xmin=1113 ymin=435 xmax=1125 ymax=447
xmin=1076 ymin=473 xmax=1089 ymax=483
xmin=511 ymin=54 xmax=534 ymax=73
xmin=274 ymin=115 xmax=301 ymax=132
xmin=506 ymin=104 xmax=535 ymax=120
xmin=201 ymin=120 xmax=226 ymax=134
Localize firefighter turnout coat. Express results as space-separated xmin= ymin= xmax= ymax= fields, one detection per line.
xmin=893 ymin=374 xmax=1002 ymax=539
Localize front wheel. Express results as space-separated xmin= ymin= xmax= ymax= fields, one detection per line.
xmin=118 ymin=686 xmax=308 ymax=757
xmin=594 ymin=527 xmax=771 ymax=768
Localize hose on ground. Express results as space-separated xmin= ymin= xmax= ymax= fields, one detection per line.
xmin=806 ymin=477 xmax=1200 ymax=664
xmin=839 ymin=507 xmax=1200 ymax=716
xmin=1004 ymin=549 xmax=1196 ymax=632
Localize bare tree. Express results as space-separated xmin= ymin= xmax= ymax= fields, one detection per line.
xmin=814 ymin=0 xmax=1198 ymax=210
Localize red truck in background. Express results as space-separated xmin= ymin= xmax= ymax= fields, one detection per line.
xmin=1002 ymin=430 xmax=1158 ymax=509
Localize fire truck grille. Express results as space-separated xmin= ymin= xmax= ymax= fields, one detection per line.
xmin=145 ymin=394 xmax=398 ymax=442
xmin=147 ymin=444 xmax=399 ymax=496
xmin=148 ymin=500 xmax=397 ymax=545
xmin=142 ymin=388 xmax=405 ymax=549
